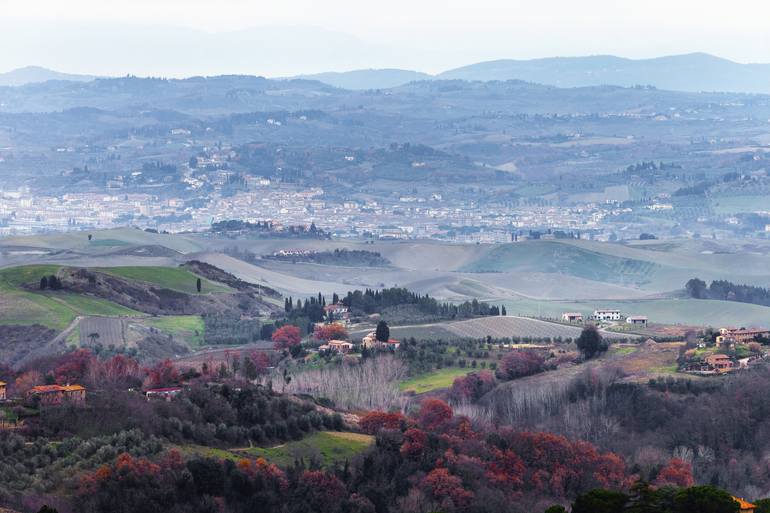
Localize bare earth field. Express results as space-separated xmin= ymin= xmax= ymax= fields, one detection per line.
xmin=6 ymin=230 xmax=770 ymax=328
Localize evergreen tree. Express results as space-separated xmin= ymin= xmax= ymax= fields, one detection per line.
xmin=376 ymin=320 xmax=390 ymax=342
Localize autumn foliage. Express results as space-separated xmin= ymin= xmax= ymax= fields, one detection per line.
xmin=654 ymin=458 xmax=695 ymax=488
xmin=313 ymin=323 xmax=349 ymax=341
xmin=272 ymin=325 xmax=302 ymax=349
xmin=358 ymin=411 xmax=406 ymax=434
xmin=417 ymin=398 xmax=453 ymax=430
xmin=143 ymin=359 xmax=180 ymax=389
xmin=449 ymin=370 xmax=496 ymax=402
xmin=421 ymin=468 xmax=474 ymax=510
xmin=496 ymin=350 xmax=546 ymax=380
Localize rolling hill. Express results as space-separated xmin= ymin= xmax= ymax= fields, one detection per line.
xmin=0 ymin=261 xmax=281 ymax=367
xmin=0 ymin=65 xmax=96 ymax=86
xmin=294 ymin=68 xmax=431 ymax=90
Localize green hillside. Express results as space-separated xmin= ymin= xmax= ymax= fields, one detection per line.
xmin=244 ymin=431 xmax=374 ymax=467
xmin=99 ymin=266 xmax=231 ymax=294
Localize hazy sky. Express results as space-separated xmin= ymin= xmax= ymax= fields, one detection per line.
xmin=2 ymin=0 xmax=770 ymax=76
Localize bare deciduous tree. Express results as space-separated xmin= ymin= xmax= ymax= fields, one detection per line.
xmin=287 ymin=356 xmax=406 ymax=411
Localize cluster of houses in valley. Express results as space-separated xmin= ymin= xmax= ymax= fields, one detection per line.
xmin=561 ymin=309 xmax=648 ymax=327
xmin=681 ymin=327 xmax=769 ymax=376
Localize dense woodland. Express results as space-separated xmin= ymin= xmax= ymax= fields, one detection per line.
xmin=341 ymin=288 xmax=504 ymax=319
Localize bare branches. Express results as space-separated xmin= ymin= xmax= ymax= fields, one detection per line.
xmin=287 ymin=356 xmax=407 ymax=411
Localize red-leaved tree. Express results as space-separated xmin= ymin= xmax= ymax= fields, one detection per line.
xmin=449 ymin=371 xmax=496 ymax=402
xmin=272 ymin=325 xmax=302 ymax=350
xmin=418 ymin=398 xmax=453 ymax=430
xmin=496 ymin=350 xmax=546 ymax=380
xmin=313 ymin=323 xmax=349 ymax=341
xmin=143 ymin=359 xmax=179 ymax=389
xmin=654 ymin=458 xmax=694 ymax=488
xmin=421 ymin=468 xmax=474 ymax=510
xmin=54 ymin=348 xmax=94 ymax=384
xmin=359 ymin=411 xmax=406 ymax=434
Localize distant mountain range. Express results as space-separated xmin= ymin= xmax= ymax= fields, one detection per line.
xmin=294 ymin=69 xmax=431 ymax=90
xmin=0 ymin=66 xmax=96 ymax=86
xmin=4 ymin=53 xmax=770 ymax=94
xmin=293 ymin=53 xmax=770 ymax=94
xmin=437 ymin=53 xmax=770 ymax=94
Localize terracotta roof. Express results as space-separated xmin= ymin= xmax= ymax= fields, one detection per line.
xmin=30 ymin=385 xmax=64 ymax=393
xmin=0 ymin=381 xmax=6 ymax=386
xmin=30 ymin=384 xmax=86 ymax=393
xmin=733 ymin=496 xmax=756 ymax=509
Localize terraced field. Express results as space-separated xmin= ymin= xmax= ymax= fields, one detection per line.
xmin=79 ymin=317 xmax=127 ymax=347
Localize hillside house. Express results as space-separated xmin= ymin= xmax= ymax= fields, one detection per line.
xmin=561 ymin=312 xmax=583 ymax=323
xmin=717 ymin=327 xmax=770 ymax=345
xmin=592 ymin=309 xmax=622 ymax=321
xmin=324 ymin=304 xmax=350 ymax=324
xmin=705 ymin=354 xmax=735 ymax=372
xmin=626 ymin=315 xmax=648 ymax=327
xmin=28 ymin=384 xmax=86 ymax=406
xmin=361 ymin=332 xmax=400 ymax=350
xmin=145 ymin=387 xmax=183 ymax=401
xmin=320 ymin=340 xmax=354 ymax=354
xmin=0 ymin=381 xmax=5 ymax=401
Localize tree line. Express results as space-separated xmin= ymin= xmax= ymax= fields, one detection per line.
xmin=686 ymin=277 xmax=770 ymax=306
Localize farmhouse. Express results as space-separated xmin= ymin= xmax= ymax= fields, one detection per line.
xmin=561 ymin=312 xmax=583 ymax=323
xmin=320 ymin=340 xmax=354 ymax=354
xmin=705 ymin=354 xmax=734 ymax=372
xmin=28 ymin=384 xmax=86 ymax=406
xmin=0 ymin=381 xmax=5 ymax=401
xmin=626 ymin=315 xmax=648 ymax=327
xmin=717 ymin=327 xmax=770 ymax=345
xmin=361 ymin=332 xmax=400 ymax=350
xmin=592 ymin=309 xmax=622 ymax=321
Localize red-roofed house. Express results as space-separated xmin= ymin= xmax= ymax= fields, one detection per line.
xmin=28 ymin=384 xmax=86 ymax=406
